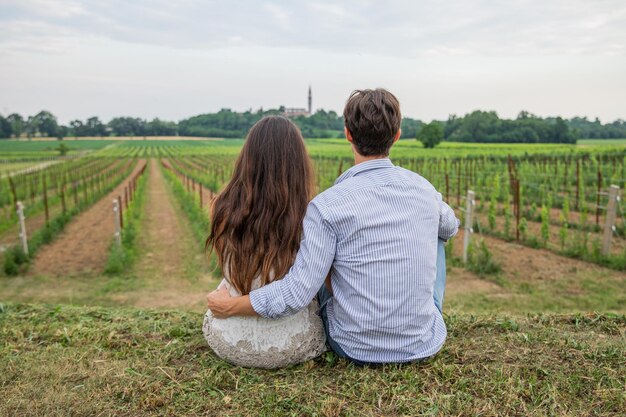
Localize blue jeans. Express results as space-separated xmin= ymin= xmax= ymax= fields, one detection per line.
xmin=317 ymin=239 xmax=447 ymax=366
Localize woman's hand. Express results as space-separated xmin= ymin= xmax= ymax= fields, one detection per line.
xmin=206 ymin=287 xmax=259 ymax=318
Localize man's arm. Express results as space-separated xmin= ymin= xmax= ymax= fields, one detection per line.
xmin=436 ymin=191 xmax=460 ymax=241
xmin=206 ymin=287 xmax=257 ymax=318
xmin=207 ymin=200 xmax=337 ymax=319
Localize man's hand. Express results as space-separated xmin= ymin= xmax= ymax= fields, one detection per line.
xmin=206 ymin=287 xmax=236 ymax=318
xmin=206 ymin=286 xmax=259 ymax=319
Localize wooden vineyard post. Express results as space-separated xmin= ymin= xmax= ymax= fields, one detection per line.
xmin=117 ymin=196 xmax=124 ymax=229
xmin=465 ymin=160 xmax=469 ymax=196
xmin=457 ymin=162 xmax=461 ymax=208
xmin=601 ymin=185 xmax=620 ymax=256
xmin=42 ymin=175 xmax=49 ymax=225
xmin=463 ymin=190 xmax=475 ymax=264
xmin=444 ymin=159 xmax=449 ymax=202
xmin=575 ymin=159 xmax=580 ymax=210
xmin=16 ymin=202 xmax=29 ymax=256
xmin=199 ymin=185 xmax=203 ymax=208
xmin=124 ymin=186 xmax=129 ymax=210
xmin=60 ymin=181 xmax=66 ymax=215
xmin=596 ymin=170 xmax=602 ymax=225
xmin=8 ymin=176 xmax=18 ymax=209
xmin=30 ymin=178 xmax=35 ymax=205
xmin=73 ymin=181 xmax=79 ymax=207
xmin=514 ymin=179 xmax=520 ymax=241
xmin=112 ymin=199 xmax=122 ymax=247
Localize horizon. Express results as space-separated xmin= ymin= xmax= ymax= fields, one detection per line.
xmin=3 ymin=102 xmax=625 ymax=126
xmin=1 ymin=1 xmax=625 ymax=124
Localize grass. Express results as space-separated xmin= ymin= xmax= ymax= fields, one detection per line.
xmin=577 ymin=138 xmax=626 ymax=146
xmin=0 ymin=161 xmax=41 ymax=174
xmin=104 ymin=164 xmax=149 ymax=274
xmin=0 ymin=303 xmax=623 ymax=416
xmin=446 ymin=268 xmax=626 ymax=314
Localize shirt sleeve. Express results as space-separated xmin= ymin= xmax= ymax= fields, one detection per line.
xmin=249 ymin=200 xmax=337 ymax=319
xmin=436 ymin=191 xmax=460 ymax=241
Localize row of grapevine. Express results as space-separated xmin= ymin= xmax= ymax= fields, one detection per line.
xmin=2 ymin=159 xmax=140 ymax=275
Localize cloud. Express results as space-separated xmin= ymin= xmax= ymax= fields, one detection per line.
xmin=0 ymin=0 xmax=625 ymax=57
xmin=264 ymin=3 xmax=292 ymax=30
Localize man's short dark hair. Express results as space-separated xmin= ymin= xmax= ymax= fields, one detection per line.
xmin=343 ymin=88 xmax=402 ymax=157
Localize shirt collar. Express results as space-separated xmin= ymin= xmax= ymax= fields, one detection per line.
xmin=335 ymin=158 xmax=394 ymax=185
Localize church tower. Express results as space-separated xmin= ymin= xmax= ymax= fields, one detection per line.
xmin=308 ymin=85 xmax=312 ymax=115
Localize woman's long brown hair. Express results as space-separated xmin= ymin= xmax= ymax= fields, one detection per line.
xmin=206 ymin=116 xmax=315 ymax=295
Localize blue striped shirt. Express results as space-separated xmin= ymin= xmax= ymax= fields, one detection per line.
xmin=249 ymin=158 xmax=460 ymax=363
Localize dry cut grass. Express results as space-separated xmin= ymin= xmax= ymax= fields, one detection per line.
xmin=1 ymin=303 xmax=624 ymax=416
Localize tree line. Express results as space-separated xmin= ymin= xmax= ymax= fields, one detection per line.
xmin=1 ymin=108 xmax=624 ymax=143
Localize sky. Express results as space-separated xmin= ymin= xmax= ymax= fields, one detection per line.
xmin=1 ymin=0 xmax=625 ymax=124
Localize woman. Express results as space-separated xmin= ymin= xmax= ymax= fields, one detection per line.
xmin=203 ymin=116 xmax=326 ymax=369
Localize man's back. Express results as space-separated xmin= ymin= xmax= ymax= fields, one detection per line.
xmin=215 ymin=88 xmax=461 ymax=365
xmin=314 ymin=158 xmax=458 ymax=362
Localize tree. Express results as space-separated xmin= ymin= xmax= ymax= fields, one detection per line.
xmin=70 ymin=120 xmax=86 ymax=137
xmin=108 ymin=117 xmax=146 ymax=136
xmin=32 ymin=111 xmax=59 ymax=137
xmin=86 ymin=116 xmax=107 ymax=136
xmin=417 ymin=121 xmax=444 ymax=148
xmin=56 ymin=125 xmax=68 ymax=140
xmin=0 ymin=115 xmax=12 ymax=138
xmin=400 ymin=117 xmax=423 ymax=139
xmin=145 ymin=118 xmax=178 ymax=136
xmin=56 ymin=143 xmax=70 ymax=155
xmin=552 ymin=117 xmax=577 ymax=144
xmin=6 ymin=113 xmax=24 ymax=138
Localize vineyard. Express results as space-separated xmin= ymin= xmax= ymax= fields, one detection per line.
xmin=1 ymin=139 xmax=625 ymax=280
xmin=1 ymin=138 xmax=625 ymax=416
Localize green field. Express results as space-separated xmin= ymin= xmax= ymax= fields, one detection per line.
xmin=577 ymin=138 xmax=626 ymax=146
xmin=1 ymin=138 xmax=625 ymax=416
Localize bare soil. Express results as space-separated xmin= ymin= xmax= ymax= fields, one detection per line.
xmin=452 ymin=229 xmax=626 ymax=283
xmin=445 ymin=265 xmax=502 ymax=297
xmin=28 ymin=160 xmax=146 ymax=277
xmin=109 ymin=159 xmax=216 ymax=311
xmin=161 ymin=158 xmax=215 ymax=217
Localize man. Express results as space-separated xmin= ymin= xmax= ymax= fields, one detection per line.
xmin=207 ymin=88 xmax=459 ymax=365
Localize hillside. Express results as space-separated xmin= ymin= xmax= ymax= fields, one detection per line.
xmin=1 ymin=303 xmax=623 ymax=416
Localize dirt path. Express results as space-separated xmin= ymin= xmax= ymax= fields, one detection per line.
xmin=161 ymin=158 xmax=215 ymax=217
xmin=28 ymin=160 xmax=146 ymax=277
xmin=110 ymin=159 xmax=215 ymax=310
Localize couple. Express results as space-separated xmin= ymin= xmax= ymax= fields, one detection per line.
xmin=203 ymin=88 xmax=459 ymax=368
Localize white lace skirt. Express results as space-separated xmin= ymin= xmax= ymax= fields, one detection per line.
xmin=203 ymin=298 xmax=327 ymax=369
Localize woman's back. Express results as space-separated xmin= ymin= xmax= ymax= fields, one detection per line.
xmin=203 ymin=116 xmax=326 ymax=368
xmin=203 ymin=279 xmax=326 ymax=369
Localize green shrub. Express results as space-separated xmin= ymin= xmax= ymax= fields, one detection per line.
xmin=540 ymin=205 xmax=550 ymax=246
xmin=466 ymin=238 xmax=501 ymax=275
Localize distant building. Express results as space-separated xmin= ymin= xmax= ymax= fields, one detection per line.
xmin=284 ymin=86 xmax=312 ymax=118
